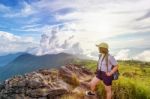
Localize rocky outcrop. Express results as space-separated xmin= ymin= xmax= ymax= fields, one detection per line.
xmin=0 ymin=64 xmax=98 ymax=99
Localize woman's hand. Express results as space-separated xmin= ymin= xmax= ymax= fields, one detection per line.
xmin=106 ymin=72 xmax=112 ymax=76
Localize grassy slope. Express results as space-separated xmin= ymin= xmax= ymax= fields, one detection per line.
xmin=74 ymin=60 xmax=150 ymax=99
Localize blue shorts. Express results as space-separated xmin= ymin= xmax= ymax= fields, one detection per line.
xmin=96 ymin=70 xmax=113 ymax=86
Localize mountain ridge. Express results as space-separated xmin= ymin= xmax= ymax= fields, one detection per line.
xmin=0 ymin=52 xmax=24 ymax=67
xmin=0 ymin=52 xmax=80 ymax=81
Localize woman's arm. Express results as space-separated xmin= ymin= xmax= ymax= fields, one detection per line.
xmin=106 ymin=65 xmax=119 ymax=76
xmin=110 ymin=65 xmax=119 ymax=75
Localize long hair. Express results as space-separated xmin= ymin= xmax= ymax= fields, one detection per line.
xmin=99 ymin=47 xmax=109 ymax=70
xmin=99 ymin=47 xmax=109 ymax=54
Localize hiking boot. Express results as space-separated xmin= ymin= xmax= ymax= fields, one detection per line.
xmin=85 ymin=91 xmax=96 ymax=96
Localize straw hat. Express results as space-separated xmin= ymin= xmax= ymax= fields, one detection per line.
xmin=96 ymin=42 xmax=109 ymax=49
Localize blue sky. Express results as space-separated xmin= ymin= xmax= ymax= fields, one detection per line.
xmin=0 ymin=0 xmax=150 ymax=61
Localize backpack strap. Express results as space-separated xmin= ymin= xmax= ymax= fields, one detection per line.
xmin=105 ymin=53 xmax=109 ymax=72
xmin=98 ymin=54 xmax=106 ymax=70
xmin=96 ymin=54 xmax=101 ymax=71
xmin=97 ymin=54 xmax=108 ymax=72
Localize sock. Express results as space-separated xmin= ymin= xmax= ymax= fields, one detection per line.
xmin=90 ymin=90 xmax=96 ymax=94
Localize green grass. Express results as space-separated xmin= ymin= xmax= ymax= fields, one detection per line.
xmin=75 ymin=60 xmax=150 ymax=99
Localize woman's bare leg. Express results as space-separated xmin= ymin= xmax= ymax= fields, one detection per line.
xmin=104 ymin=85 xmax=112 ymax=99
xmin=88 ymin=76 xmax=100 ymax=92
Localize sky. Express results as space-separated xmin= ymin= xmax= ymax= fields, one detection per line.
xmin=0 ymin=0 xmax=149 ymax=61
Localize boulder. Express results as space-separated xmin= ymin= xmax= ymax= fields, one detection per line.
xmin=0 ymin=64 xmax=95 ymax=99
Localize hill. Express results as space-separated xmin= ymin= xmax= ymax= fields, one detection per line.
xmin=0 ymin=64 xmax=97 ymax=99
xmin=75 ymin=60 xmax=150 ymax=99
xmin=0 ymin=52 xmax=23 ymax=67
xmin=0 ymin=60 xmax=150 ymax=99
xmin=0 ymin=52 xmax=79 ymax=81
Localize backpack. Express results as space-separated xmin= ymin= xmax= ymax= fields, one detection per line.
xmin=97 ymin=54 xmax=119 ymax=80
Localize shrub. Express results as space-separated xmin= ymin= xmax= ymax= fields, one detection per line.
xmin=96 ymin=76 xmax=150 ymax=99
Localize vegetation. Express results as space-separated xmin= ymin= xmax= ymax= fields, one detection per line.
xmin=75 ymin=59 xmax=150 ymax=99
xmin=61 ymin=72 xmax=80 ymax=88
xmin=71 ymin=73 xmax=80 ymax=87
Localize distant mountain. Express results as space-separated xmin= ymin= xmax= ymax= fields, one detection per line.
xmin=0 ymin=52 xmax=23 ymax=67
xmin=0 ymin=52 xmax=79 ymax=81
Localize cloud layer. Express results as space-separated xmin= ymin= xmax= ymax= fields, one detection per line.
xmin=0 ymin=31 xmax=37 ymax=55
xmin=0 ymin=0 xmax=149 ymax=61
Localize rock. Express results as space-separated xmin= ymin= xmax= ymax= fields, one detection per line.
xmin=26 ymin=79 xmax=44 ymax=89
xmin=0 ymin=64 xmax=96 ymax=99
xmin=0 ymin=83 xmax=5 ymax=91
xmin=38 ymin=97 xmax=47 ymax=99
xmin=59 ymin=66 xmax=80 ymax=86
xmin=5 ymin=75 xmax=26 ymax=89
xmin=59 ymin=64 xmax=93 ymax=87
xmin=26 ymin=88 xmax=51 ymax=97
xmin=38 ymin=69 xmax=52 ymax=75
xmin=26 ymin=87 xmax=68 ymax=98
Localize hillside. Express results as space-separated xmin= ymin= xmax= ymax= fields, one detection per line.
xmin=0 ymin=60 xmax=150 ymax=99
xmin=0 ymin=64 xmax=97 ymax=99
xmin=0 ymin=52 xmax=79 ymax=81
xmin=0 ymin=52 xmax=23 ymax=67
xmin=75 ymin=60 xmax=150 ymax=99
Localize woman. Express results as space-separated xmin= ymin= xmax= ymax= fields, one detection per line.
xmin=86 ymin=42 xmax=118 ymax=99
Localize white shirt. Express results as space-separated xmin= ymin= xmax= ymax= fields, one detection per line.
xmin=98 ymin=54 xmax=118 ymax=72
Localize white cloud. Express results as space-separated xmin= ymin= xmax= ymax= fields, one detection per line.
xmin=115 ymin=49 xmax=131 ymax=60
xmin=114 ymin=49 xmax=150 ymax=62
xmin=27 ymin=28 xmax=84 ymax=56
xmin=24 ymin=0 xmax=150 ymax=51
xmin=13 ymin=0 xmax=150 ymax=36
xmin=56 ymin=0 xmax=150 ymax=36
xmin=0 ymin=31 xmax=37 ymax=55
xmin=0 ymin=4 xmax=10 ymax=13
xmin=1 ymin=0 xmax=149 ymax=62
xmin=4 ymin=0 xmax=149 ymax=38
xmin=3 ymin=2 xmax=36 ymax=18
xmin=107 ymin=37 xmax=150 ymax=49
xmin=0 ymin=31 xmax=34 ymax=43
xmin=0 ymin=31 xmax=20 ymax=41
xmin=133 ymin=50 xmax=150 ymax=62
xmin=22 ymin=0 xmax=150 ymax=61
